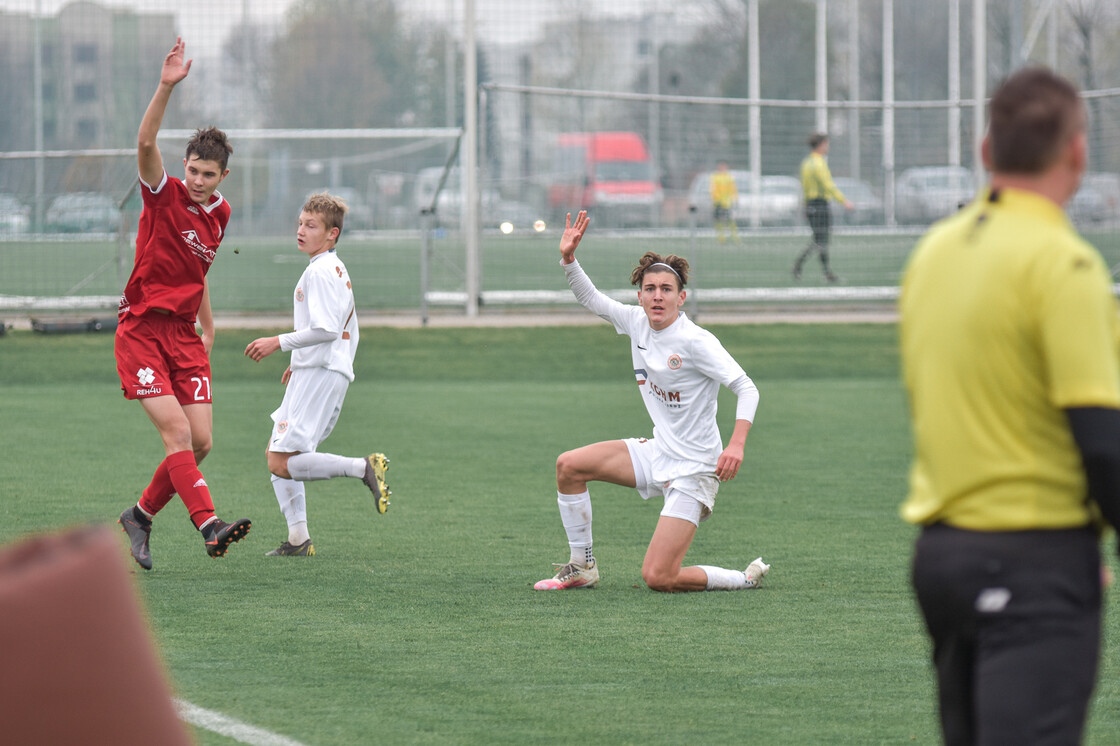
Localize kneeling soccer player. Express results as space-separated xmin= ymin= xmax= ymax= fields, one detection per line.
xmin=535 ymin=211 xmax=769 ymax=592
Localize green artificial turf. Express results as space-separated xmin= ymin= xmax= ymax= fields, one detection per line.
xmin=2 ymin=323 xmax=1117 ymax=744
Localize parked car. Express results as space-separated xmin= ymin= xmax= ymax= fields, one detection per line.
xmin=1069 ymin=172 xmax=1120 ymax=226
xmin=687 ymin=171 xmax=802 ymax=226
xmin=0 ymin=193 xmax=30 ymax=235
xmin=306 ymin=187 xmax=375 ymax=230
xmin=45 ymin=192 xmax=121 ymax=233
xmin=894 ymin=166 xmax=975 ymax=224
xmin=757 ymin=175 xmax=803 ymax=225
xmin=1069 ymin=181 xmax=1108 ymax=226
xmin=490 ymin=198 xmax=546 ymax=233
xmin=414 ymin=167 xmax=546 ymax=231
xmin=833 ymin=177 xmax=884 ymax=225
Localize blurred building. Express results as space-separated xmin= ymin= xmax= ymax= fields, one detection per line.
xmin=0 ymin=1 xmax=176 ymax=151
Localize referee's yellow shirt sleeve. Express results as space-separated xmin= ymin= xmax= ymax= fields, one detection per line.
xmin=1039 ymin=245 xmax=1120 ymax=409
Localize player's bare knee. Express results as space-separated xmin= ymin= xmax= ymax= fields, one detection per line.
xmin=642 ymin=565 xmax=677 ymax=593
xmin=267 ymin=451 xmax=291 ymax=479
xmin=193 ymin=439 xmax=212 ymax=463
xmin=556 ymin=450 xmax=583 ymax=483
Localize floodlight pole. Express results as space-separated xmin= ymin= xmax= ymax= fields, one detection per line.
xmin=815 ymin=0 xmax=827 ymax=133
xmin=882 ymin=0 xmax=896 ymax=226
xmin=973 ymin=0 xmax=986 ymax=193
xmin=747 ymin=0 xmax=760 ymax=229
xmin=420 ymin=209 xmax=432 ymax=327
xmin=33 ymin=0 xmax=44 ymax=230
xmin=463 ymin=0 xmax=480 ymax=318
xmin=848 ymin=0 xmax=861 ymax=180
xmin=949 ymin=0 xmax=962 ymax=168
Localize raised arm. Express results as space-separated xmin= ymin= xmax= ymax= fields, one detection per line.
xmin=559 ymin=211 xmax=590 ymax=265
xmin=138 ymin=38 xmax=192 ymax=186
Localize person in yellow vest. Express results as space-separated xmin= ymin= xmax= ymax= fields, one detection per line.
xmin=793 ymin=133 xmax=851 ymax=282
xmin=900 ymin=67 xmax=1120 ymax=746
xmin=709 ymin=160 xmax=739 ymax=244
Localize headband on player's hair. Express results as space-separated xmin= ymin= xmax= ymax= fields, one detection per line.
xmin=648 ymin=262 xmax=683 ymax=283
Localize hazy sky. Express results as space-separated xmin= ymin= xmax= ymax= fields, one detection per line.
xmin=1 ymin=0 xmax=663 ymax=60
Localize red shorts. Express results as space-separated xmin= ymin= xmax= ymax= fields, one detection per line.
xmin=115 ymin=312 xmax=212 ymax=404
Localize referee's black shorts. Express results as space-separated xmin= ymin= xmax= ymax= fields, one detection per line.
xmin=805 ymin=198 xmax=831 ymax=245
xmin=912 ymin=523 xmax=1102 ymax=746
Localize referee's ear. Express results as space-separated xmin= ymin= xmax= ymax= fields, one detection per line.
xmin=980 ymin=135 xmax=993 ymax=172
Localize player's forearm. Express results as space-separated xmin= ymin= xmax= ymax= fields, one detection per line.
xmin=729 ymin=373 xmax=759 ymax=423
xmin=279 ymin=327 xmax=337 ymax=351
xmin=138 ymin=83 xmax=175 ymax=180
xmin=138 ymin=83 xmax=175 ymax=148
xmin=563 ymin=259 xmax=624 ymax=321
xmin=727 ymin=419 xmax=751 ymax=449
xmin=197 ymin=280 xmax=214 ymax=337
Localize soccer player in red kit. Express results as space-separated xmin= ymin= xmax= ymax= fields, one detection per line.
xmin=116 ymin=38 xmax=250 ymax=570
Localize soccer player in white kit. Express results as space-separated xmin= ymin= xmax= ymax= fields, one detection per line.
xmin=245 ymin=193 xmax=391 ymax=557
xmin=535 ymin=211 xmax=770 ymax=592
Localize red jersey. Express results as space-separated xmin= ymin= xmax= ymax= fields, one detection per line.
xmin=118 ymin=171 xmax=231 ymax=322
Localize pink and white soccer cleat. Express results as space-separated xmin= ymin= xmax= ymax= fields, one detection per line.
xmin=534 ymin=560 xmax=600 ymax=590
xmin=744 ymin=557 xmax=770 ymax=588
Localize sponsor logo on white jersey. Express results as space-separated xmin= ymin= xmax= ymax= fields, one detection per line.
xmin=634 ymin=367 xmax=681 ymax=406
xmin=647 ymin=381 xmax=682 ymax=406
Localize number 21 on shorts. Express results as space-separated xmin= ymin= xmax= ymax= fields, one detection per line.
xmin=192 ymin=376 xmax=211 ymax=402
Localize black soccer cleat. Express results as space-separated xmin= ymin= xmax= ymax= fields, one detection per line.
xmin=119 ymin=507 xmax=153 ymax=570
xmin=203 ymin=517 xmax=252 ymax=558
xmin=264 ymin=539 xmax=315 ymax=557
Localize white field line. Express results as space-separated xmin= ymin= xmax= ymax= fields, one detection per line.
xmin=174 ymin=699 xmax=310 ymax=746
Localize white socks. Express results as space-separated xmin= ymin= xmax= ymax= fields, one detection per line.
xmin=286 ymin=452 xmax=365 ymax=481
xmin=699 ymin=565 xmax=750 ymax=591
xmin=287 ymin=521 xmax=311 ymax=546
xmin=557 ymin=491 xmax=594 ymax=566
xmin=271 ymin=475 xmax=310 ymax=544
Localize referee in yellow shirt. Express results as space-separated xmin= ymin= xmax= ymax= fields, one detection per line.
xmin=900 ymin=67 xmax=1120 ymax=746
xmin=793 ymin=133 xmax=851 ymax=282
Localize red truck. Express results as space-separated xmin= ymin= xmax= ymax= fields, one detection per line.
xmin=548 ymin=132 xmax=663 ymax=227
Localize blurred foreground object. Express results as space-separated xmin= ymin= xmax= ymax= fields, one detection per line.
xmin=0 ymin=525 xmax=190 ymax=745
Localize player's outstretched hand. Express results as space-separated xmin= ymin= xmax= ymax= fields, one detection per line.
xmin=559 ymin=211 xmax=589 ymax=265
xmin=161 ymin=37 xmax=192 ymax=87
xmin=245 ymin=336 xmax=281 ymax=362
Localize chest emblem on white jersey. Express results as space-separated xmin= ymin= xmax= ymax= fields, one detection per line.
xmin=667 ymin=354 xmax=682 ymax=370
xmin=296 ymin=287 xmax=305 ymax=302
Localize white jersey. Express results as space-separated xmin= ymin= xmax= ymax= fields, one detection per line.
xmin=279 ymin=250 xmax=359 ymax=381
xmin=564 ymin=259 xmax=758 ymax=469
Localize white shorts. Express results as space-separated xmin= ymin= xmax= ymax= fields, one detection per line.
xmin=269 ymin=367 xmax=349 ymax=454
xmin=624 ymin=437 xmax=719 ymax=526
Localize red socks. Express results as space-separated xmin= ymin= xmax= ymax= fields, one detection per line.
xmin=146 ymin=450 xmax=216 ymax=529
xmin=138 ymin=460 xmax=176 ymax=516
